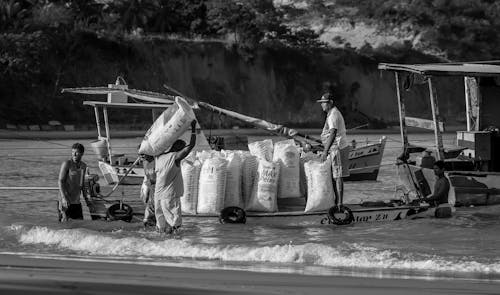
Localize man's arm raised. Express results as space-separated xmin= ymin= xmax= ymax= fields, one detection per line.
xmin=175 ymin=120 xmax=197 ymax=163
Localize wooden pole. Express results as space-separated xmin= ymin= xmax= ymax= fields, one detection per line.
xmin=103 ymin=106 xmax=113 ymax=164
xmin=395 ymin=72 xmax=408 ymax=152
xmin=428 ymin=77 xmax=445 ymax=160
xmin=93 ymin=106 xmax=102 ymax=138
xmin=464 ymin=77 xmax=472 ymax=132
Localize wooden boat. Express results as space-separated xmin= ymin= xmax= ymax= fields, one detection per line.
xmin=84 ymin=183 xmax=426 ymax=226
xmin=378 ymin=61 xmax=500 ymax=206
xmin=62 ymin=78 xmax=386 ymax=185
xmin=59 ymin=78 xmax=430 ymax=226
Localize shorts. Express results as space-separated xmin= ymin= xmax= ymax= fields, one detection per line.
xmin=154 ymin=194 xmax=182 ymax=232
xmin=58 ymin=202 xmax=83 ymax=221
xmin=329 ymin=146 xmax=351 ymax=178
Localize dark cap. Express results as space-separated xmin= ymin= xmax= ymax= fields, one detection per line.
xmin=316 ymin=92 xmax=333 ymax=103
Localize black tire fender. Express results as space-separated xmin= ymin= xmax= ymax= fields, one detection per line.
xmin=328 ymin=205 xmax=354 ymax=225
xmin=219 ymin=206 xmax=246 ymax=224
xmin=106 ymin=203 xmax=133 ymax=222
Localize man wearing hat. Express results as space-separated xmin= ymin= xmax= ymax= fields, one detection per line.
xmin=317 ymin=92 xmax=350 ymax=206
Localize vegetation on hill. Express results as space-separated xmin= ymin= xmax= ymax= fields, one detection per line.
xmin=1 ymin=0 xmax=500 ymax=126
xmin=282 ymin=0 xmax=500 ymax=61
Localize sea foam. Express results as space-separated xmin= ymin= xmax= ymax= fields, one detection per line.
xmin=10 ymin=225 xmax=500 ymax=275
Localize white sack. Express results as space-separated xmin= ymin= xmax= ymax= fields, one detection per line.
xmin=197 ymin=157 xmax=228 ymax=214
xmin=223 ymin=152 xmax=243 ymax=208
xmin=304 ymin=159 xmax=335 ymax=212
xmin=246 ymin=159 xmax=280 ymax=212
xmin=181 ymin=159 xmax=202 ymax=214
xmin=240 ymin=152 xmax=258 ymax=206
xmin=273 ymin=140 xmax=301 ymax=198
xmin=299 ymin=152 xmax=320 ymax=197
xmin=139 ymin=96 xmax=195 ymax=156
xmin=248 ymin=139 xmax=274 ymax=161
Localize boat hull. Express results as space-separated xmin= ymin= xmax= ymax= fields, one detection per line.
xmin=87 ymin=198 xmax=415 ymax=226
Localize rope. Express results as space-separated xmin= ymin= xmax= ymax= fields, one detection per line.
xmin=0 ymin=200 xmax=52 ymax=205
xmin=0 ymin=186 xmax=59 ymax=190
xmin=0 ymin=130 xmax=74 ymax=148
xmin=103 ymin=156 xmax=142 ymax=198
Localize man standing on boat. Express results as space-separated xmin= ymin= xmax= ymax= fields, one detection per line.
xmin=154 ymin=120 xmax=197 ymax=235
xmin=58 ymin=143 xmax=92 ymax=221
xmin=318 ymin=92 xmax=350 ymax=206
xmin=139 ymin=153 xmax=156 ymax=227
xmin=423 ymin=160 xmax=450 ymax=206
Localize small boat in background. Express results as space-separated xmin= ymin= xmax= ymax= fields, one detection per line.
xmin=379 ymin=61 xmax=500 ymax=206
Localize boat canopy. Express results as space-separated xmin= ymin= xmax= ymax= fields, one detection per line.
xmin=378 ymin=60 xmax=500 ymax=161
xmin=83 ymin=101 xmax=172 ymax=109
xmin=378 ymin=62 xmax=500 ymax=77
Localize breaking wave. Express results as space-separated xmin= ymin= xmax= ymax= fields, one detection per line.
xmin=7 ymin=224 xmax=500 ymax=276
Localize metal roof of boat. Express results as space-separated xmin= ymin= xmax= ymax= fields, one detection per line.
xmin=83 ymin=101 xmax=172 ymax=109
xmin=378 ymin=61 xmax=500 ymax=76
xmin=62 ymin=87 xmax=175 ymax=104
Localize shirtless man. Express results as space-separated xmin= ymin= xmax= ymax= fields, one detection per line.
xmin=58 ymin=143 xmax=91 ymax=221
xmin=423 ymin=160 xmax=450 ymax=206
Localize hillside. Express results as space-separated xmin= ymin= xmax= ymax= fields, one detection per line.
xmin=1 ymin=0 xmax=499 ymax=129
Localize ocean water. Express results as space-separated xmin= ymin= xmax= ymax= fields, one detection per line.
xmin=1 ymin=133 xmax=500 ymax=281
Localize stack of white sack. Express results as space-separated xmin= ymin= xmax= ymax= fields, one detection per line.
xmin=221 ymin=150 xmax=244 ymax=208
xmin=138 ymin=96 xmax=195 ymax=156
xmin=180 ymin=154 xmax=202 ymax=214
xmin=304 ymin=158 xmax=335 ymax=212
xmin=197 ymin=155 xmax=228 ymax=214
xmin=246 ymin=159 xmax=280 ymax=212
xmin=273 ymin=139 xmax=301 ymax=198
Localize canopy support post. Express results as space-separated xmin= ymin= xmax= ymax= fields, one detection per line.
xmin=395 ymin=72 xmax=408 ymax=153
xmin=93 ymin=106 xmax=102 ymax=139
xmin=428 ymin=77 xmax=445 ymax=160
xmin=103 ymin=106 xmax=113 ymax=164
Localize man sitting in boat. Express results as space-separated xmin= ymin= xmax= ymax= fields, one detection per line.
xmin=58 ymin=143 xmax=92 ymax=221
xmin=154 ymin=120 xmax=197 ymax=235
xmin=317 ymin=92 xmax=350 ymax=206
xmin=422 ymin=160 xmax=450 ymax=207
xmin=139 ymin=153 xmax=156 ymax=227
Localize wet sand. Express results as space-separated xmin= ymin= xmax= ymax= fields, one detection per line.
xmin=0 ymin=253 xmax=497 ymax=295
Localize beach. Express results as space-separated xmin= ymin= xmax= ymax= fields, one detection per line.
xmin=1 ymin=253 xmax=498 ymax=295
xmin=2 ymin=132 xmax=500 ymax=295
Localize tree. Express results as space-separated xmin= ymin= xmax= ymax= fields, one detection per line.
xmin=0 ymin=0 xmax=30 ymax=31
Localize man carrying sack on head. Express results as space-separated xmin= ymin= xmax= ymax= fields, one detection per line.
xmin=154 ymin=120 xmax=197 ymax=235
xmin=317 ymin=92 xmax=351 ymax=206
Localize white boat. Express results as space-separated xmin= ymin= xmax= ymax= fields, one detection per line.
xmin=378 ymin=61 xmax=500 ymax=206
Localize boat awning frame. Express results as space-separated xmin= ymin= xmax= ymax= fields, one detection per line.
xmin=83 ymin=101 xmax=172 ymax=109
xmin=378 ymin=61 xmax=500 ymax=77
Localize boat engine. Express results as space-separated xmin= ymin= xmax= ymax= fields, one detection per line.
xmin=84 ymin=174 xmax=101 ymax=198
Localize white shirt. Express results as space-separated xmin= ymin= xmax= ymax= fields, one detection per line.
xmin=320 ymin=107 xmax=348 ymax=150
